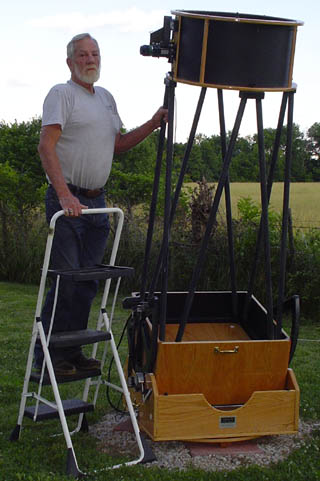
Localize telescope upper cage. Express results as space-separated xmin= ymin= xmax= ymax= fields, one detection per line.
xmin=141 ymin=10 xmax=303 ymax=92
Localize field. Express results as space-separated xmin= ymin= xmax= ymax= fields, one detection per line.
xmin=187 ymin=182 xmax=320 ymax=229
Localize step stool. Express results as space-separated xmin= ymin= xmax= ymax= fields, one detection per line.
xmin=10 ymin=208 xmax=154 ymax=477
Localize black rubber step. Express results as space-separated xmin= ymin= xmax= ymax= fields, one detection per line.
xmin=30 ymin=367 xmax=101 ymax=385
xmin=47 ymin=264 xmax=134 ymax=281
xmin=24 ymin=398 xmax=94 ymax=421
xmin=49 ymin=328 xmax=110 ymax=348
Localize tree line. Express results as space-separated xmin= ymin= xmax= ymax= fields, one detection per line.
xmin=1 ymin=118 xmax=320 ymax=216
xmin=173 ymin=123 xmax=320 ymax=183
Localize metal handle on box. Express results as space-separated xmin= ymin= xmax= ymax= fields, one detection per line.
xmin=214 ymin=346 xmax=239 ymax=354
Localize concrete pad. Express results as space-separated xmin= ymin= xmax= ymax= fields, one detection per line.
xmin=113 ymin=418 xmax=134 ymax=433
xmin=113 ymin=419 xmax=264 ymax=456
xmin=185 ymin=440 xmax=264 ymax=456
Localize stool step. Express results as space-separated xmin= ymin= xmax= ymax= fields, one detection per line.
xmin=48 ymin=264 xmax=134 ymax=281
xmin=24 ymin=398 xmax=94 ymax=421
xmin=50 ymin=329 xmax=111 ymax=348
xmin=30 ymin=367 xmax=101 ymax=385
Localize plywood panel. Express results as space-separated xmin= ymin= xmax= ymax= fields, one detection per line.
xmin=165 ymin=322 xmax=250 ymax=342
xmin=155 ymin=330 xmax=291 ymax=405
xmin=154 ymin=389 xmax=298 ymax=440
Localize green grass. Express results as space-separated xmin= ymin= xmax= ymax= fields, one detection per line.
xmin=0 ymin=282 xmax=319 ymax=481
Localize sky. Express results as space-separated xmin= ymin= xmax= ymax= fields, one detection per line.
xmin=1 ymin=0 xmax=319 ymax=142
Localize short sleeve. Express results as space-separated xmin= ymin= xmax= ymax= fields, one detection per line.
xmin=41 ymin=85 xmax=73 ymax=129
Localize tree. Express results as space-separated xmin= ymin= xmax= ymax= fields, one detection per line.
xmin=0 ymin=118 xmax=45 ymax=214
xmin=288 ymin=124 xmax=308 ymax=181
xmin=0 ymin=118 xmax=47 ymax=281
xmin=229 ymin=136 xmax=258 ymax=181
xmin=306 ymin=122 xmax=320 ymax=181
xmin=198 ymin=134 xmax=223 ymax=181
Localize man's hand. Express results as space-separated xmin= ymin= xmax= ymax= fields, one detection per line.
xmin=151 ymin=107 xmax=168 ymax=129
xmin=59 ymin=194 xmax=88 ymax=217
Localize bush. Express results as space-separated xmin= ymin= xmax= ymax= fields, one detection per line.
xmin=0 ymin=208 xmax=47 ymax=284
xmin=287 ymin=228 xmax=320 ymax=321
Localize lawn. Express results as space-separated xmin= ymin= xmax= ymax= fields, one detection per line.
xmin=0 ymin=281 xmax=319 ymax=481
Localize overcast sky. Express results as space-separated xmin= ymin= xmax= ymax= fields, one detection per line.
xmin=1 ymin=0 xmax=318 ymax=141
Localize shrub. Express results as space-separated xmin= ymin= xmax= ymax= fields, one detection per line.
xmin=0 ymin=208 xmax=47 ymax=284
xmin=287 ymin=228 xmax=320 ymax=320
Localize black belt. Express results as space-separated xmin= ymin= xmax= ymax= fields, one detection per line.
xmin=68 ymin=183 xmax=104 ymax=199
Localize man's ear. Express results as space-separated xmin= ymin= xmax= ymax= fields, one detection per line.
xmin=66 ymin=57 xmax=73 ymax=71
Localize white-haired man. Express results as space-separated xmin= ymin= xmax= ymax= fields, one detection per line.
xmin=34 ymin=33 xmax=167 ymax=375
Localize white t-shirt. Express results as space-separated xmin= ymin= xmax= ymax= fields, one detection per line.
xmin=41 ymin=79 xmax=122 ymax=189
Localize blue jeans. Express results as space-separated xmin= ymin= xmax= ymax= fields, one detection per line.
xmin=34 ymin=185 xmax=110 ymax=366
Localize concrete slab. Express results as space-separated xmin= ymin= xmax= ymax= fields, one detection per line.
xmin=185 ymin=440 xmax=264 ymax=456
xmin=113 ymin=419 xmax=264 ymax=456
xmin=113 ymin=418 xmax=134 ymax=433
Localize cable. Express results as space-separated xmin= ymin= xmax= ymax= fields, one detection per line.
xmin=173 ymin=95 xmax=177 ymax=144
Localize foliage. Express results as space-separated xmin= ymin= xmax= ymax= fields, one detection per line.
xmin=306 ymin=122 xmax=320 ymax=180
xmin=106 ymin=166 xmax=155 ymax=217
xmin=236 ymin=196 xmax=282 ymax=235
xmin=0 ymin=118 xmax=46 ymax=211
xmin=0 ymin=119 xmax=47 ymax=281
xmin=287 ymin=228 xmax=320 ymax=320
xmin=189 ymin=178 xmax=215 ymax=243
xmin=173 ymin=123 xmax=312 ymax=183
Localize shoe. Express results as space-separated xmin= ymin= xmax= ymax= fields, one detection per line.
xmin=53 ymin=360 xmax=77 ymax=376
xmin=33 ymin=360 xmax=76 ymax=376
xmin=70 ymin=352 xmax=101 ymax=371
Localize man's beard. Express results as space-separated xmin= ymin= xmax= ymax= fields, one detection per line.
xmin=74 ymin=63 xmax=100 ymax=84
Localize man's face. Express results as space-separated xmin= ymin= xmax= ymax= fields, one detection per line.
xmin=68 ymin=37 xmax=101 ymax=85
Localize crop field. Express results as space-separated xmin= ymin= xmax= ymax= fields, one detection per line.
xmin=187 ymin=182 xmax=320 ymax=229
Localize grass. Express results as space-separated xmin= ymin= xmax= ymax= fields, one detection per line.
xmin=186 ymin=182 xmax=320 ymax=229
xmin=0 ymin=281 xmax=319 ymax=481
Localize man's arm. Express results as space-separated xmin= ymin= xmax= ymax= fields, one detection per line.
xmin=114 ymin=107 xmax=167 ymax=154
xmin=38 ymin=125 xmax=87 ymax=216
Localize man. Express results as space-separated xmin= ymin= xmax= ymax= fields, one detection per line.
xmin=34 ymin=33 xmax=167 ymax=375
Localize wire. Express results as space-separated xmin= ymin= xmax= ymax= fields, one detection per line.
xmin=173 ymin=95 xmax=177 ymax=144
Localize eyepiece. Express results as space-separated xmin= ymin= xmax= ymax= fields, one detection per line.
xmin=140 ymin=45 xmax=154 ymax=56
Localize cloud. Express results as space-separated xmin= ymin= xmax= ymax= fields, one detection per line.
xmin=7 ymin=78 xmax=31 ymax=89
xmin=28 ymin=7 xmax=168 ymax=33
